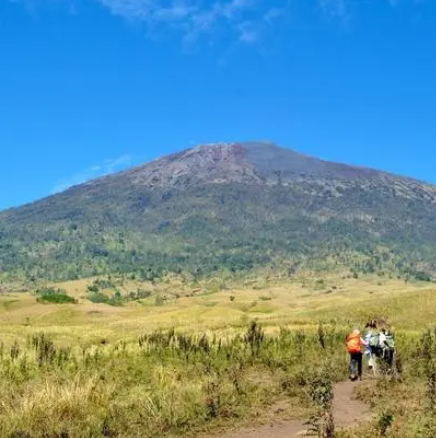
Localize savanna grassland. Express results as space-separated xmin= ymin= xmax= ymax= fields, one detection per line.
xmin=1 ymin=272 xmax=436 ymax=438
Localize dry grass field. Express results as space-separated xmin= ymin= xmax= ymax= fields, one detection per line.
xmin=0 ymin=273 xmax=435 ymax=438
xmin=1 ymin=273 xmax=434 ymax=345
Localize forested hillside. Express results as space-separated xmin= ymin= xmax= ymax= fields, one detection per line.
xmin=1 ymin=142 xmax=436 ymax=281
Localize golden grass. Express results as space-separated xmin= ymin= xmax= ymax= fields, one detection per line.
xmin=1 ymin=273 xmax=435 ymax=346
xmin=1 ymin=273 xmax=435 ymax=438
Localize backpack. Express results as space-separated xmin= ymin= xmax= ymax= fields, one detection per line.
xmin=369 ymin=333 xmax=380 ymax=348
xmin=346 ymin=333 xmax=362 ymax=354
xmin=383 ymin=332 xmax=395 ymax=350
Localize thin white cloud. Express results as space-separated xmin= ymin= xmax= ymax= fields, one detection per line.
xmin=95 ymin=0 xmax=251 ymax=23
xmin=236 ymin=20 xmax=260 ymax=44
xmin=317 ymin=0 xmax=410 ymax=21
xmin=318 ymin=0 xmax=350 ymax=21
xmin=263 ymin=7 xmax=286 ymax=23
xmin=213 ymin=0 xmax=257 ymax=20
xmin=10 ymin=0 xmax=426 ymax=49
xmin=92 ymin=0 xmax=287 ymax=46
xmin=52 ymin=154 xmax=132 ymax=193
xmin=97 ymin=0 xmax=194 ymax=22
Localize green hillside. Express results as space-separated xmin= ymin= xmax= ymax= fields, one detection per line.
xmin=1 ymin=142 xmax=436 ymax=281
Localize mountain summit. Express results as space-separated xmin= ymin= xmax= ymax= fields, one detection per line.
xmin=87 ymin=141 xmax=410 ymax=190
xmin=1 ymin=142 xmax=436 ymax=280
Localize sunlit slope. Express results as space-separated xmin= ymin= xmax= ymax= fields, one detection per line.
xmin=2 ymin=142 xmax=436 ymax=281
xmin=1 ymin=275 xmax=435 ymax=347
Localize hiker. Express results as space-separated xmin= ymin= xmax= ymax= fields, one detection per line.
xmin=346 ymin=328 xmax=368 ymax=381
xmin=364 ymin=323 xmax=376 ymax=372
xmin=379 ymin=328 xmax=396 ymax=372
xmin=367 ymin=322 xmax=386 ymax=374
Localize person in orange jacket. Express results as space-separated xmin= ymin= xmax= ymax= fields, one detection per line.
xmin=346 ymin=328 xmax=368 ymax=381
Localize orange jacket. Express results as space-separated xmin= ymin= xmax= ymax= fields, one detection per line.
xmin=346 ymin=332 xmax=364 ymax=353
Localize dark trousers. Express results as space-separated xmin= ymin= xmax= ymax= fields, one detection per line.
xmin=383 ymin=348 xmax=395 ymax=370
xmin=349 ymin=352 xmax=363 ymax=378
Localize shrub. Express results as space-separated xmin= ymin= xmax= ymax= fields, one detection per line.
xmin=154 ymin=295 xmax=164 ymax=306
xmin=414 ymin=271 xmax=432 ymax=282
xmin=259 ymin=295 xmax=272 ymax=301
xmin=94 ymin=278 xmax=115 ymax=289
xmin=88 ymin=291 xmax=124 ymax=306
xmin=87 ymin=279 xmax=116 ymax=293
xmin=314 ymin=279 xmax=326 ymax=290
xmin=88 ymin=292 xmax=109 ymax=304
xmin=35 ymin=287 xmax=77 ymax=304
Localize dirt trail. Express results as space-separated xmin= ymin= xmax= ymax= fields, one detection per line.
xmin=213 ymin=381 xmax=370 ymax=438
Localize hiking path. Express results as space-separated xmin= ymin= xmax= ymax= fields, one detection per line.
xmin=208 ymin=380 xmax=371 ymax=438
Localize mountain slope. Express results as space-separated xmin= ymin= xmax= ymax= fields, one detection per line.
xmin=1 ymin=141 xmax=436 ymax=281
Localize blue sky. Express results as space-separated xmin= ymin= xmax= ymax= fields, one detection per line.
xmin=1 ymin=0 xmax=436 ymax=210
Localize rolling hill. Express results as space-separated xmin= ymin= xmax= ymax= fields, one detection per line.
xmin=1 ymin=141 xmax=436 ymax=281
